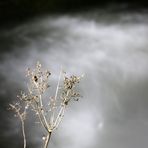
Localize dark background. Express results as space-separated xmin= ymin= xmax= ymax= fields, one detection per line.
xmin=0 ymin=1 xmax=148 ymax=148
xmin=0 ymin=0 xmax=148 ymax=27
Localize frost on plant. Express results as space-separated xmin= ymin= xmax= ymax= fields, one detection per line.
xmin=9 ymin=62 xmax=82 ymax=148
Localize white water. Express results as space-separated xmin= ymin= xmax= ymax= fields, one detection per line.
xmin=1 ymin=11 xmax=148 ymax=148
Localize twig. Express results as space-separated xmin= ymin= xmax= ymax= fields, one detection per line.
xmin=44 ymin=132 xmax=52 ymax=148
xmin=51 ymin=67 xmax=62 ymax=124
xmin=9 ymin=104 xmax=26 ymax=148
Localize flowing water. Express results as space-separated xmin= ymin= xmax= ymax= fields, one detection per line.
xmin=0 ymin=10 xmax=148 ymax=148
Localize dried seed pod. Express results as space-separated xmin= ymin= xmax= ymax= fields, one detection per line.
xmin=34 ymin=75 xmax=38 ymax=82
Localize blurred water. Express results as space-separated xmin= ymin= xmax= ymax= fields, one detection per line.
xmin=0 ymin=10 xmax=148 ymax=148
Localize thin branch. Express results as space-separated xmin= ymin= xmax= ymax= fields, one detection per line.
xmin=38 ymin=95 xmax=51 ymax=132
xmin=55 ymin=67 xmax=62 ymax=101
xmin=21 ymin=116 xmax=26 ymax=148
xmin=51 ymin=68 xmax=62 ymax=124
xmin=34 ymin=81 xmax=51 ymax=132
xmin=34 ymin=101 xmax=49 ymax=132
xmin=9 ymin=104 xmax=26 ymax=148
xmin=53 ymin=105 xmax=66 ymax=130
xmin=44 ymin=132 xmax=52 ymax=148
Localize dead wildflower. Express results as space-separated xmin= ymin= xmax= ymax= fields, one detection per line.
xmin=9 ymin=62 xmax=82 ymax=148
xmin=9 ymin=103 xmax=27 ymax=148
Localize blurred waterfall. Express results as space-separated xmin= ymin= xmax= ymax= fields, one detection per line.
xmin=0 ymin=10 xmax=148 ymax=148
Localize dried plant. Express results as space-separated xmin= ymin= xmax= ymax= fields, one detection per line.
xmin=9 ymin=62 xmax=82 ymax=148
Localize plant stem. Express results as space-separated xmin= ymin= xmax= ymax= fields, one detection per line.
xmin=52 ymin=68 xmax=62 ymax=124
xmin=9 ymin=104 xmax=27 ymax=148
xmin=44 ymin=132 xmax=52 ymax=148
xmin=21 ymin=116 xmax=26 ymax=148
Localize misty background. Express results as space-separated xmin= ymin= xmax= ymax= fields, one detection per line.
xmin=0 ymin=1 xmax=148 ymax=148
